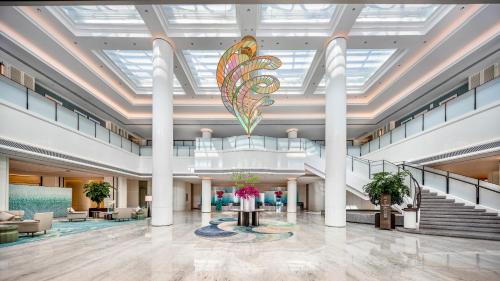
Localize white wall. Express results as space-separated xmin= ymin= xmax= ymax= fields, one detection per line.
xmin=362 ymin=102 xmax=500 ymax=163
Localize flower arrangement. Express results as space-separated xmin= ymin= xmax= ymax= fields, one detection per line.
xmin=274 ymin=191 xmax=283 ymax=198
xmin=235 ymin=186 xmax=260 ymax=199
xmin=216 ymin=191 xmax=224 ymax=199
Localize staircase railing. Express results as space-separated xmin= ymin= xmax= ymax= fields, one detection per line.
xmin=400 ymin=162 xmax=500 ymax=211
xmin=347 ymin=155 xmax=422 ymax=217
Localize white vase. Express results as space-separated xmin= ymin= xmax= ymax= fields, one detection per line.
xmin=242 ymin=197 xmax=255 ymax=212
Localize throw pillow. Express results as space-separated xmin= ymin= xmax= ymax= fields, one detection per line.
xmin=135 ymin=206 xmax=141 ymax=212
xmin=0 ymin=211 xmax=14 ymax=221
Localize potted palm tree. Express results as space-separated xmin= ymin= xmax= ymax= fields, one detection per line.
xmin=363 ymin=171 xmax=410 ymax=230
xmin=84 ymin=181 xmax=112 ymax=217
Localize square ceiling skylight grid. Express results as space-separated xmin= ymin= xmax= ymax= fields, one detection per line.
xmin=159 ymin=5 xmax=240 ymax=37
xmin=257 ymin=4 xmax=337 ymax=36
xmin=260 ymin=50 xmax=316 ymax=88
xmin=182 ymin=50 xmax=224 ymax=88
xmin=51 ymin=6 xmax=149 ymax=37
xmin=183 ymin=49 xmax=315 ymax=91
xmin=352 ymin=4 xmax=450 ymax=35
xmin=103 ymin=50 xmax=183 ymax=94
xmin=316 ymin=49 xmax=396 ymax=94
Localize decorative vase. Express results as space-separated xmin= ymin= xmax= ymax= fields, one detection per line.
xmin=242 ymin=197 xmax=255 ymax=212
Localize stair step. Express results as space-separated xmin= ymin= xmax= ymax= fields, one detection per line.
xmin=420 ymin=224 xmax=500 ymax=233
xmin=421 ymin=208 xmax=486 ymax=213
xmin=397 ymin=227 xmax=500 ymax=241
xmin=420 ymin=220 xmax=500 ymax=228
xmin=421 ymin=196 xmax=448 ymax=200
xmin=420 ymin=217 xmax=500 ymax=223
xmin=421 ymin=213 xmax=499 ymax=219
xmin=420 ymin=203 xmax=468 ymax=207
xmin=420 ymin=205 xmax=474 ymax=209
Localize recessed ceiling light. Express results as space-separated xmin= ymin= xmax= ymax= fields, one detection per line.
xmin=247 ymin=8 xmax=251 ymax=12
xmin=305 ymin=42 xmax=309 ymax=45
xmin=352 ymin=8 xmax=356 ymax=11
xmin=219 ymin=42 xmax=223 ymax=45
xmin=104 ymin=42 xmax=108 ymax=45
xmin=363 ymin=41 xmax=367 ymax=44
xmin=100 ymin=65 xmax=103 ymax=68
xmin=36 ymin=8 xmax=42 ymax=13
xmin=145 ymin=9 xmax=149 ymax=13
xmin=276 ymin=42 xmax=279 ymax=45
xmin=190 ymin=42 xmax=194 ymax=46
xmin=460 ymin=6 xmax=465 ymax=10
xmin=250 ymin=28 xmax=254 ymax=31
xmin=393 ymin=41 xmax=397 ymax=44
xmin=133 ymin=42 xmax=136 ymax=46
xmin=398 ymin=64 xmax=401 ymax=67
xmin=73 ymin=41 xmax=77 ymax=45
xmin=423 ymin=40 xmax=427 ymax=44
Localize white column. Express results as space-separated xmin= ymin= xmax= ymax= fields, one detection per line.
xmin=117 ymin=176 xmax=128 ymax=208
xmin=0 ymin=155 xmax=9 ymax=211
xmin=200 ymin=128 xmax=213 ymax=139
xmin=287 ymin=178 xmax=297 ymax=213
xmin=152 ymin=38 xmax=174 ymax=226
xmin=147 ymin=179 xmax=152 ymax=196
xmin=201 ymin=178 xmax=212 ymax=213
xmin=324 ymin=37 xmax=347 ymax=227
xmin=286 ymin=128 xmax=298 ymax=139
xmin=309 ymin=181 xmax=325 ymax=212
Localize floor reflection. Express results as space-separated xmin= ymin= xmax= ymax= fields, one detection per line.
xmin=1 ymin=211 xmax=499 ymax=281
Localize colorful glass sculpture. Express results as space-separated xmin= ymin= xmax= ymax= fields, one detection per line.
xmin=217 ymin=36 xmax=281 ymax=135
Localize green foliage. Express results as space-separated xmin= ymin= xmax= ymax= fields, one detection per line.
xmin=83 ymin=181 xmax=111 ymax=207
xmin=231 ymin=172 xmax=260 ymax=189
xmin=362 ymin=171 xmax=410 ymax=206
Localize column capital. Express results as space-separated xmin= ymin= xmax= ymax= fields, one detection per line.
xmin=200 ymin=128 xmax=213 ymax=139
xmin=286 ymin=128 xmax=298 ymax=139
xmin=287 ymin=177 xmax=297 ymax=182
xmin=153 ymin=36 xmax=176 ymax=50
xmin=323 ymin=33 xmax=348 ymax=48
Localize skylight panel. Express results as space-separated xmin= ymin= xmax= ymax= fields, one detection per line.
xmin=159 ymin=5 xmax=240 ymax=37
xmin=260 ymin=4 xmax=336 ymax=24
xmin=61 ymin=6 xmax=144 ymax=25
xmin=346 ymin=49 xmax=395 ymax=86
xmin=182 ymin=50 xmax=224 ymax=88
xmin=316 ymin=49 xmax=396 ymax=94
xmin=356 ymin=4 xmax=440 ymax=23
xmin=260 ymin=50 xmax=316 ymax=87
xmin=162 ymin=5 xmax=236 ymax=25
xmin=103 ymin=50 xmax=182 ymax=93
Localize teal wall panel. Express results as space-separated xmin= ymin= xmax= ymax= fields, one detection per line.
xmin=9 ymin=185 xmax=72 ymax=219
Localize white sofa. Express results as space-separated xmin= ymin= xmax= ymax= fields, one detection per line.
xmin=1 ymin=212 xmax=53 ymax=236
xmin=112 ymin=208 xmax=133 ymax=221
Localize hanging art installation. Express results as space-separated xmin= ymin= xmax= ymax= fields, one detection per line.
xmin=216 ymin=35 xmax=282 ymax=136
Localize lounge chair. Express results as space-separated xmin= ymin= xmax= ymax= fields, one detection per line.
xmin=1 ymin=212 xmax=53 ymax=236
xmin=67 ymin=208 xmax=87 ymax=222
xmin=112 ymin=208 xmax=132 ymax=221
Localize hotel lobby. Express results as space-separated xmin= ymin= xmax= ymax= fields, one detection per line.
xmin=0 ymin=1 xmax=500 ymax=281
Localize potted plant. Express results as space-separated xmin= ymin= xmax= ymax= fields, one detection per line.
xmin=232 ymin=173 xmax=260 ymax=212
xmin=215 ymin=191 xmax=224 ymax=212
xmin=363 ymin=171 xmax=410 ymax=229
xmin=84 ymin=181 xmax=111 ymax=209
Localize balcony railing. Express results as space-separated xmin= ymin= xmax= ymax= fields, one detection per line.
xmin=359 ymin=77 xmax=500 ymax=156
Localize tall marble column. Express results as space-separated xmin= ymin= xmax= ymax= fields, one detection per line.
xmin=152 ymin=37 xmax=174 ymax=226
xmin=201 ymin=178 xmax=212 ymax=213
xmin=309 ymin=180 xmax=325 ymax=212
xmin=0 ymin=155 xmax=8 ymax=211
xmin=117 ymin=176 xmax=128 ymax=208
xmin=324 ymin=36 xmax=347 ymax=227
xmin=287 ymin=178 xmax=297 ymax=213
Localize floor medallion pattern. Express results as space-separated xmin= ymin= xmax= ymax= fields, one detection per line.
xmin=194 ymin=217 xmax=295 ymax=243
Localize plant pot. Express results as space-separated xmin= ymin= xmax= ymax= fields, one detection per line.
xmin=241 ymin=197 xmax=255 ymax=212
xmin=379 ymin=193 xmax=392 ymax=230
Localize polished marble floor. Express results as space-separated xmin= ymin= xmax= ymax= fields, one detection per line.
xmin=1 ymin=211 xmax=500 ymax=281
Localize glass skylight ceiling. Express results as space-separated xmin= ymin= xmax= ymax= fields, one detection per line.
xmin=61 ymin=6 xmax=144 ymax=25
xmin=183 ymin=50 xmax=315 ymax=91
xmin=104 ymin=50 xmax=182 ymax=94
xmin=182 ymin=50 xmax=224 ymax=88
xmin=260 ymin=50 xmax=316 ymax=88
xmin=352 ymin=4 xmax=448 ymax=35
xmin=52 ymin=6 xmax=149 ymax=37
xmin=317 ymin=49 xmax=396 ymax=94
xmin=260 ymin=4 xmax=336 ymax=24
xmin=356 ymin=5 xmax=440 ymax=23
xmin=159 ymin=5 xmax=240 ymax=37
xmin=258 ymin=4 xmax=337 ymax=36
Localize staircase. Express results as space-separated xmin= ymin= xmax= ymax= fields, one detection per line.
xmin=399 ymin=189 xmax=500 ymax=241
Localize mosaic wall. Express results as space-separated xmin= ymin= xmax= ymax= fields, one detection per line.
xmin=9 ymin=185 xmax=72 ymax=219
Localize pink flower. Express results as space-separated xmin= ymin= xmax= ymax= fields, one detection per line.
xmin=275 ymin=191 xmax=283 ymax=198
xmin=235 ymin=185 xmax=260 ymax=199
